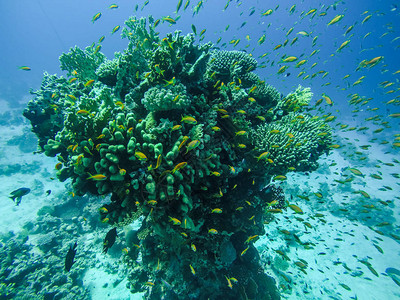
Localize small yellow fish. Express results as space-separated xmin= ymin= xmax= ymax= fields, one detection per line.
xmin=348 ymin=168 xmax=363 ymax=176
xmin=185 ymin=140 xmax=200 ymax=154
xmin=362 ymin=14 xmax=372 ymax=24
xmin=278 ymin=66 xmax=288 ymax=74
xmin=147 ymin=200 xmax=157 ymax=206
xmin=241 ymin=246 xmax=249 ymax=256
xmin=155 ymin=154 xmax=162 ymax=169
xmin=249 ymin=86 xmax=257 ymax=93
xmin=225 ymin=276 xmax=233 ymax=289
xmin=257 ymin=151 xmax=270 ymax=162
xmin=169 ymin=216 xmax=181 ymax=225
xmin=92 ymin=12 xmax=102 ymax=23
xmin=296 ymin=60 xmax=307 ymax=67
xmin=84 ymin=79 xmax=95 ymax=87
xmin=181 ymin=115 xmax=197 ymax=124
xmin=281 ymin=56 xmax=297 ymax=63
xmin=210 ymin=171 xmax=221 ymax=177
xmin=87 ymin=174 xmax=107 ymax=181
xmin=262 ymin=9 xmax=273 ymax=16
xmin=111 ymin=25 xmax=120 ymax=34
xmin=211 ymin=208 xmax=222 ymax=214
xmin=19 ymin=66 xmax=31 ymax=71
xmin=245 ymin=235 xmax=259 ymax=244
xmin=67 ymin=94 xmax=77 ymax=101
xmin=164 ymin=77 xmax=176 ymax=86
xmin=172 ymin=162 xmax=187 ymax=174
xmin=135 ymin=151 xmax=147 ymax=161
xmin=288 ymin=204 xmax=303 ymax=214
xmin=322 ymin=94 xmax=333 ymax=105
xmin=306 ymin=8 xmax=316 ymax=16
xmin=327 ymin=14 xmax=344 ymax=26
xmin=172 ymin=124 xmax=182 ymax=131
xmin=189 ymin=264 xmax=195 ymax=275
xmin=99 ymin=207 xmax=108 ymax=213
xmin=162 ymin=16 xmax=176 ymax=24
xmin=337 ymin=40 xmax=350 ymax=52
xmin=208 ymin=228 xmax=218 ymax=234
xmin=178 ymin=136 xmax=189 ymax=150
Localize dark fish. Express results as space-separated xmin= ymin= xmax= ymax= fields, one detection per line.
xmin=45 ymin=190 xmax=51 ymax=196
xmin=103 ymin=228 xmax=117 ymax=254
xmin=65 ymin=242 xmax=77 ymax=272
xmin=9 ymin=187 xmax=31 ymax=206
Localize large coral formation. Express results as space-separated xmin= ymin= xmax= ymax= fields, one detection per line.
xmin=23 ymin=16 xmax=332 ymax=299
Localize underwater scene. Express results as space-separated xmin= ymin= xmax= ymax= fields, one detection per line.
xmin=0 ymin=0 xmax=399 ymax=299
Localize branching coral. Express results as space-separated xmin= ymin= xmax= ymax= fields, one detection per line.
xmin=276 ymin=85 xmax=313 ymax=113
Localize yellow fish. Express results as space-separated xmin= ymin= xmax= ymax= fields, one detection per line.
xmin=185 ymin=140 xmax=200 ymax=154
xmin=134 ymin=151 xmax=148 ymax=161
xmin=181 ymin=115 xmax=197 ymax=124
xmin=172 ymin=162 xmax=187 ymax=174
xmin=169 ymin=217 xmax=181 ymax=225
xmin=19 ymin=66 xmax=31 ymax=71
xmin=327 ymin=14 xmax=344 ymax=26
xmin=281 ymin=56 xmax=298 ymax=63
xmin=337 ymin=40 xmax=350 ymax=52
xmin=87 ymin=173 xmax=107 ymax=181
xmin=111 ymin=25 xmax=120 ymax=34
xmin=92 ymin=12 xmax=102 ymax=23
xmin=273 ymin=175 xmax=287 ymax=181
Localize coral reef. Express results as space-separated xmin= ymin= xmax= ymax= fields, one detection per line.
xmin=276 ymin=85 xmax=313 ymax=113
xmin=23 ymin=16 xmax=332 ymax=299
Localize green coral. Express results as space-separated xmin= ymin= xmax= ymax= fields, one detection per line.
xmin=142 ymin=83 xmax=191 ymax=112
xmin=250 ymin=112 xmax=332 ymax=174
xmin=207 ymin=50 xmax=257 ymax=79
xmin=96 ymin=57 xmax=119 ymax=86
xmin=24 ymin=16 xmax=331 ymax=300
xmin=277 ymin=85 xmax=313 ymax=113
xmin=59 ymin=45 xmax=105 ymax=81
xmin=251 ymin=82 xmax=281 ymax=108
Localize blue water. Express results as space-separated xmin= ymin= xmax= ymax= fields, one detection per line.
xmin=0 ymin=0 xmax=399 ymax=299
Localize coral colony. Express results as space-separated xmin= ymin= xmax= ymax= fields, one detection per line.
xmin=24 ymin=17 xmax=331 ymax=299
